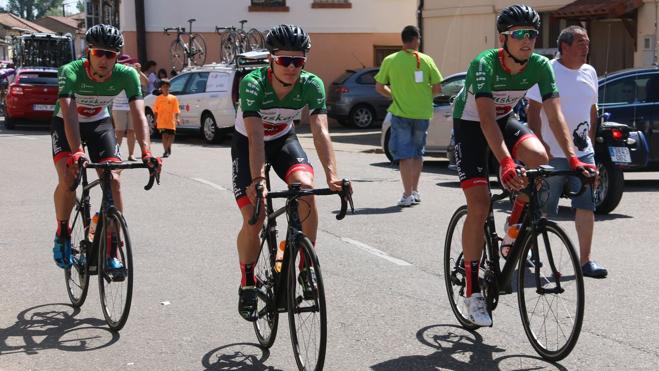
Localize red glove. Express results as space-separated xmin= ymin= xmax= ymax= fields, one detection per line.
xmin=142 ymin=150 xmax=162 ymax=170
xmin=66 ymin=149 xmax=86 ymax=168
xmin=499 ymin=156 xmax=518 ymax=189
xmin=568 ymin=156 xmax=596 ymax=172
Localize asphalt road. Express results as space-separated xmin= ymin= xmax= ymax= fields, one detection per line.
xmin=1 ymin=121 xmax=658 ymax=370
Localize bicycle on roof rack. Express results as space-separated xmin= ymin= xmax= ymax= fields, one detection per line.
xmin=164 ymin=18 xmax=207 ymax=72
xmin=216 ymin=19 xmax=265 ymax=64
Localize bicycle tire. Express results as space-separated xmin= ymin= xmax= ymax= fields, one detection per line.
xmin=220 ymin=30 xmax=239 ymax=64
xmin=287 ymin=236 xmax=327 ymax=371
xmin=245 ymin=28 xmax=265 ymax=51
xmin=253 ymin=235 xmax=279 ymax=348
xmin=517 ymin=221 xmax=584 ymax=361
xmin=65 ymin=197 xmax=90 ymax=307
xmin=444 ymin=205 xmax=480 ymax=330
xmin=189 ymin=33 xmax=207 ymax=67
xmin=169 ymin=40 xmax=186 ymax=72
xmin=98 ymin=209 xmax=133 ymax=332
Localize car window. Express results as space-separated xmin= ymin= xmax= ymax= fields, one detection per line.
xmin=332 ymin=71 xmax=355 ymax=85
xmin=206 ymin=71 xmax=231 ymax=92
xmin=17 ymin=71 xmax=58 ymax=85
xmin=356 ymin=71 xmax=377 ymax=85
xmin=599 ymin=76 xmax=643 ymax=105
xmin=434 ymin=75 xmax=466 ymax=105
xmin=169 ymin=74 xmax=190 ymax=94
xmin=185 ymin=72 xmax=209 ymax=94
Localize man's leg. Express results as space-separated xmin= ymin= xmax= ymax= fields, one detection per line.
xmin=399 ymin=158 xmax=415 ymax=196
xmin=575 ymin=209 xmax=594 ymax=265
xmin=53 ymin=158 xmax=76 ymax=268
xmin=507 ymin=137 xmax=548 ymax=224
xmin=115 ymin=130 xmax=125 ymax=146
xmin=127 ymin=129 xmax=136 ymax=158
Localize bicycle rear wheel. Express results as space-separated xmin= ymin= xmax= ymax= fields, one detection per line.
xmin=189 ymin=34 xmax=207 ymax=67
xmin=169 ymin=40 xmax=186 ymax=72
xmin=245 ymin=28 xmax=265 ymax=51
xmin=220 ymin=31 xmax=239 ymax=64
xmin=444 ymin=205 xmax=481 ymax=330
xmin=517 ymin=221 xmax=584 ymax=361
xmin=253 ymin=235 xmax=279 ymax=348
xmin=65 ymin=197 xmax=90 ymax=307
xmin=287 ymin=236 xmax=326 ymax=371
xmin=98 ymin=209 xmax=133 ymax=332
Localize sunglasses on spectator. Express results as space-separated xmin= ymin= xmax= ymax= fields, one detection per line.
xmin=501 ymin=29 xmax=539 ymax=40
xmin=272 ymin=55 xmax=307 ymax=68
xmin=90 ymin=49 xmax=119 ymax=59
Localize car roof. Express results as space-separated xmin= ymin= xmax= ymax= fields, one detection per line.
xmin=442 ymin=71 xmax=467 ymax=82
xmin=599 ymin=65 xmax=659 ymax=81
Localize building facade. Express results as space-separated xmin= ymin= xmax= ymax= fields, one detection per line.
xmin=423 ymin=0 xmax=659 ymax=76
xmin=118 ymin=0 xmax=416 ymax=86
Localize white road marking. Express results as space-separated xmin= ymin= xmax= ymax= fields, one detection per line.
xmin=0 ymin=134 xmax=38 ymax=140
xmin=341 ymin=237 xmax=412 ymax=266
xmin=192 ymin=178 xmax=228 ymax=191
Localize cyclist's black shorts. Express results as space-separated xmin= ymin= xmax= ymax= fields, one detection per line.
xmin=453 ymin=114 xmax=535 ymax=188
xmin=51 ymin=116 xmax=121 ymax=164
xmin=232 ymin=129 xmax=314 ymax=208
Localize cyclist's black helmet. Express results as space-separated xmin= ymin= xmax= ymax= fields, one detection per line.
xmin=85 ymin=24 xmax=124 ymax=51
xmin=497 ymin=4 xmax=541 ymax=33
xmin=265 ymin=24 xmax=311 ymax=53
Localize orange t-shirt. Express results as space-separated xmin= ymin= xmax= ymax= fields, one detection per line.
xmin=154 ymin=94 xmax=180 ymax=130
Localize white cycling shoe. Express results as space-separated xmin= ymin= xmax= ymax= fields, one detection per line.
xmin=464 ymin=293 xmax=492 ymax=327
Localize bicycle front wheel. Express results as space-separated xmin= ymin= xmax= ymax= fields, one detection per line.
xmin=517 ymin=220 xmax=584 ymax=361
xmin=189 ymin=34 xmax=207 ymax=67
xmin=287 ymin=236 xmax=326 ymax=371
xmin=169 ymin=40 xmax=186 ymax=72
xmin=98 ymin=209 xmax=133 ymax=332
xmin=253 ymin=234 xmax=279 ymax=348
xmin=444 ymin=205 xmax=481 ymax=330
xmin=65 ymin=197 xmax=90 ymax=307
xmin=220 ymin=31 xmax=239 ymax=64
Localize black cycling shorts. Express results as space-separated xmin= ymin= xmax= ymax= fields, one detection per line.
xmin=231 ymin=129 xmax=314 ymax=208
xmin=453 ymin=114 xmax=535 ymax=188
xmin=51 ymin=116 xmax=121 ymax=164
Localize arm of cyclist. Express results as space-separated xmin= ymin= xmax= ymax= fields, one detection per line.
xmin=244 ymin=116 xmax=268 ymax=203
xmin=476 ymin=97 xmax=526 ymax=191
xmin=542 ymin=97 xmax=593 ymax=175
xmin=309 ymin=113 xmax=343 ymax=192
xmin=526 ymin=98 xmax=552 ymax=158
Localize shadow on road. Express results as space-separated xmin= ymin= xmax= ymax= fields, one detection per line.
xmin=371 ymin=324 xmax=568 ymax=371
xmin=201 ymin=342 xmax=281 ymax=370
xmin=0 ymin=303 xmax=119 ymax=355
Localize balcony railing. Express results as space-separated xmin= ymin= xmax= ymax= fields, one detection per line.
xmin=250 ymin=0 xmax=286 ymax=7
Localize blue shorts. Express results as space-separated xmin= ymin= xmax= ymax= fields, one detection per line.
xmin=542 ymin=152 xmax=595 ymax=215
xmin=389 ymin=115 xmax=429 ymax=161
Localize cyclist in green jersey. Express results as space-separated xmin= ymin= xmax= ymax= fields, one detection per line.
xmin=452 ymin=5 xmax=594 ymax=326
xmin=232 ymin=24 xmax=346 ymax=321
xmin=51 ymin=24 xmax=161 ymax=269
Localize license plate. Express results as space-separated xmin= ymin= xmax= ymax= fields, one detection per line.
xmin=608 ymin=146 xmax=631 ymax=163
xmin=33 ymin=104 xmax=55 ymax=111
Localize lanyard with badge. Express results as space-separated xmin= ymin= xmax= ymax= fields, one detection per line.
xmin=404 ymin=49 xmax=424 ymax=83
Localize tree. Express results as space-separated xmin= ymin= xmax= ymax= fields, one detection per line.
xmin=7 ymin=0 xmax=65 ymax=21
xmin=76 ymin=0 xmax=85 ymax=13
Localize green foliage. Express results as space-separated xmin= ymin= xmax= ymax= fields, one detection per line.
xmin=7 ymin=0 xmax=65 ymax=21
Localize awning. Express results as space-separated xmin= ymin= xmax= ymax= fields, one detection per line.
xmin=553 ymin=0 xmax=642 ymax=19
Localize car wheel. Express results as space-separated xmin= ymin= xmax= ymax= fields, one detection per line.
xmin=4 ymin=117 xmax=15 ymax=130
xmin=201 ymin=112 xmax=220 ymax=144
xmin=350 ymin=105 xmax=375 ymax=129
xmin=144 ymin=108 xmax=158 ymax=138
xmin=594 ymin=158 xmax=624 ymax=214
xmin=383 ymin=128 xmax=398 ymax=165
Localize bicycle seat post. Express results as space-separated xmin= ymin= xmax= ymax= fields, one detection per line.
xmin=187 ymin=18 xmax=196 ymax=33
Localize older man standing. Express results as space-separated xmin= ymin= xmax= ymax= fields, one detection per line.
xmin=375 ymin=25 xmax=442 ymax=207
xmin=527 ymin=25 xmax=607 ymax=278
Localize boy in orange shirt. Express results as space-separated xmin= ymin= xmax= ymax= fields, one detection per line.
xmin=153 ymin=78 xmax=180 ymax=157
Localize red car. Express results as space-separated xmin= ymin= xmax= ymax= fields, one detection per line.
xmin=4 ymin=67 xmax=58 ymax=129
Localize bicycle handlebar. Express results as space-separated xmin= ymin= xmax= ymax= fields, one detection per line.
xmin=492 ymin=165 xmax=595 ymax=202
xmin=248 ymin=179 xmax=354 ymax=225
xmin=69 ymin=158 xmax=161 ymax=192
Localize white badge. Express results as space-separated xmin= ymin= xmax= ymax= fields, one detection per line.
xmin=415 ymin=70 xmax=424 ymax=83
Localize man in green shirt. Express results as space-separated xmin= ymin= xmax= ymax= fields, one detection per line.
xmin=375 ymin=25 xmax=442 ymax=207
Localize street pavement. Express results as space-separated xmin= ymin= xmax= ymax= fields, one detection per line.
xmin=1 ymin=121 xmax=658 ymax=370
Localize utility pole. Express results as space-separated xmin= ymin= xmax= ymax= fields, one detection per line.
xmin=62 ymin=4 xmax=66 ymax=16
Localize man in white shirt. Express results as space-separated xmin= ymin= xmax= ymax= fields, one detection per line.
xmin=527 ymin=25 xmax=607 ymax=278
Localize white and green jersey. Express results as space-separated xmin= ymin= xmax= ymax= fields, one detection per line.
xmin=235 ymin=67 xmax=326 ymax=141
xmin=55 ymin=59 xmax=142 ymax=122
xmin=453 ymin=49 xmax=559 ymax=121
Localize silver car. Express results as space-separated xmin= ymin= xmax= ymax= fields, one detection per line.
xmin=380 ymin=72 xmax=466 ymax=162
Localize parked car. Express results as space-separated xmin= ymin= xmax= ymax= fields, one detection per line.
xmin=327 ymin=67 xmax=390 ymax=129
xmin=144 ymin=51 xmax=268 ymax=143
xmin=381 ymin=72 xmax=467 ymax=161
xmin=4 ymin=67 xmax=58 ymax=129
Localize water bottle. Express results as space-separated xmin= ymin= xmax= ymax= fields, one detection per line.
xmin=89 ymin=212 xmax=100 ymax=240
xmin=500 ymin=218 xmax=520 ymax=259
xmin=274 ymin=241 xmax=286 ymax=273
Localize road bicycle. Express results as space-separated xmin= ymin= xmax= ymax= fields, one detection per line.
xmin=164 ymin=18 xmax=207 ymax=72
xmin=216 ymin=20 xmax=265 ymax=64
xmin=249 ymin=165 xmax=353 ymax=370
xmin=444 ymin=165 xmax=592 ymax=361
xmin=64 ymin=158 xmax=160 ymax=331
